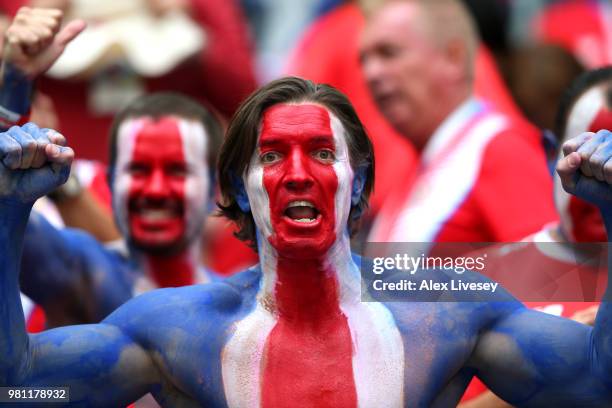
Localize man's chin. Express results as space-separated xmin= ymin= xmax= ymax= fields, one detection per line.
xmin=129 ymin=235 xmax=188 ymax=256
xmin=269 ymin=235 xmax=336 ymax=260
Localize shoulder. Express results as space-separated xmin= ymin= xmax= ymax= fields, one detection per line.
xmin=103 ymin=267 xmax=262 ymax=335
xmin=27 ymin=210 xmax=115 ymax=261
xmin=480 ymin=115 xmax=543 ymax=164
xmin=475 ymin=114 xmax=550 ymax=189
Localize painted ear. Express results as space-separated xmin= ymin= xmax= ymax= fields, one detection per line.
xmin=351 ymin=167 xmax=367 ymax=206
xmin=231 ymin=173 xmax=251 ymax=212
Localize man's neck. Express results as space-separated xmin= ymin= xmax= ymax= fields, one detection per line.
xmin=135 ymin=240 xmax=204 ymax=288
xmin=258 ymin=232 xmax=360 ymax=324
xmin=413 ymin=90 xmax=473 ymax=153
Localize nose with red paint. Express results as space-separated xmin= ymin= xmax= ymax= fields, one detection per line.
xmin=282 ymin=148 xmax=321 ymax=225
xmin=125 ymin=118 xmax=189 ymax=250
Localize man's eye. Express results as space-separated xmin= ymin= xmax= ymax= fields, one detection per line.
xmin=379 ymin=44 xmax=401 ymax=59
xmin=261 ymin=152 xmax=281 ymax=164
xmin=313 ymin=149 xmax=335 ymax=163
xmin=128 ymin=163 xmax=149 ymax=175
xmin=167 ymin=164 xmax=188 ymax=177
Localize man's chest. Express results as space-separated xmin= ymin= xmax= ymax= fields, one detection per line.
xmin=155 ymin=302 xmax=478 ymax=407
xmin=219 ymin=300 xmax=404 ymax=407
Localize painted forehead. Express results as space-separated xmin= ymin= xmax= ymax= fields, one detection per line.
xmin=260 ymin=103 xmax=341 ymax=140
xmin=565 ymin=85 xmax=612 ymax=141
xmin=116 ymin=116 xmax=208 ymax=165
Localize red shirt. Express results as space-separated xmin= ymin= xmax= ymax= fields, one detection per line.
xmin=369 ymin=99 xmax=557 ymax=244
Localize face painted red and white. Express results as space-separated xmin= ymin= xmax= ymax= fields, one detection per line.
xmin=556 ymin=85 xmax=611 ymax=242
xmin=244 ymin=103 xmax=354 ymax=259
xmin=112 ymin=116 xmax=210 ymax=254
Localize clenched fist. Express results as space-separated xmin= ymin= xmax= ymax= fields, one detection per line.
xmin=0 ymin=123 xmax=73 ymax=203
xmin=557 ymin=129 xmax=612 ymax=214
xmin=3 ymin=7 xmax=85 ymax=78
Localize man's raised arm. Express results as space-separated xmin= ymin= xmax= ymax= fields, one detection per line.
xmin=0 ymin=7 xmax=85 ymax=129
xmin=0 ymin=8 xmax=121 ymax=326
xmin=558 ymin=129 xmax=612 ymax=377
xmin=0 ymin=124 xmax=158 ymax=405
xmin=469 ymin=130 xmax=612 ymax=406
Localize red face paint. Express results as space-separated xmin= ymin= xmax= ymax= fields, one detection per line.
xmin=259 ymin=104 xmax=340 ymax=259
xmin=588 ymin=106 xmax=612 ymax=134
xmin=257 ymin=104 xmax=358 ymax=407
xmin=127 ymin=118 xmax=188 ymax=251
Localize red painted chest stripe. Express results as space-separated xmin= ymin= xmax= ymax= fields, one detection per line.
xmin=261 ymin=260 xmax=357 ymax=408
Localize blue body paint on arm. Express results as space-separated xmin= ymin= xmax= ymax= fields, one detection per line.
xmin=20 ymin=211 xmax=135 ymax=323
xmin=0 ymin=199 xmax=34 ymax=384
xmin=0 ymin=199 xmax=160 ymax=404
xmin=0 ymin=64 xmax=32 ymax=129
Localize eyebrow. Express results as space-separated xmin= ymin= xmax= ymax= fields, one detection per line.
xmin=308 ymin=136 xmax=336 ymax=148
xmin=259 ymin=134 xmax=334 ymax=146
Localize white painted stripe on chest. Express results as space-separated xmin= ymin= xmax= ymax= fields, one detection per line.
xmin=341 ymin=296 xmax=405 ymax=407
xmin=387 ymin=113 xmax=508 ymax=244
xmin=330 ymin=245 xmax=405 ymax=408
xmin=221 ymin=301 xmax=277 ymax=408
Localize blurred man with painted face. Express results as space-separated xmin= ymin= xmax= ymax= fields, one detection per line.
xmin=19 ymin=92 xmax=223 ymax=326
xmin=360 ymin=0 xmax=557 ymax=246
xmin=0 ymin=8 xmax=224 ymax=326
xmin=111 ymin=114 xmax=212 ymax=256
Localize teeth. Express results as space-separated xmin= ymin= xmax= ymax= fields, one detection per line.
xmin=287 ymin=201 xmax=314 ymax=209
xmin=295 ymin=218 xmax=316 ymax=223
xmin=140 ymin=209 xmax=175 ymax=221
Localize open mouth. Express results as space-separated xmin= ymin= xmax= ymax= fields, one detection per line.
xmin=284 ymin=200 xmax=321 ymax=224
xmin=129 ymin=199 xmax=183 ymax=224
xmin=137 ymin=208 xmax=180 ymax=222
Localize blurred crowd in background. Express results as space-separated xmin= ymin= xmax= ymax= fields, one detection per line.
xmin=0 ymin=0 xmax=606 ymax=271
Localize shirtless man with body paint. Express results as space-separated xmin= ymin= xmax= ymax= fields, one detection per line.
xmin=1 ymin=76 xmax=612 ymax=407
xmin=0 ymin=8 xmax=224 ymax=326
